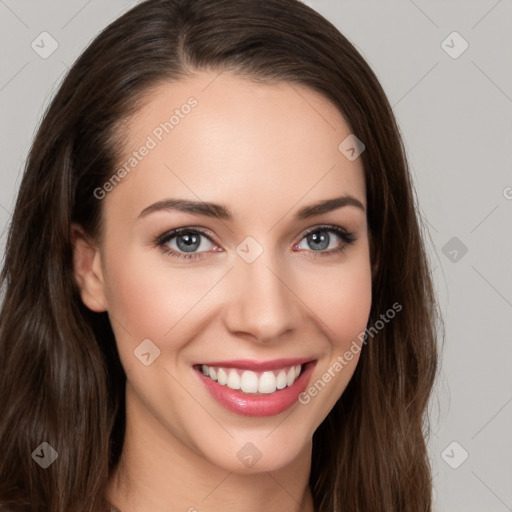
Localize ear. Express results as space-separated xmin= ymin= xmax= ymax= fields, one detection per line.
xmin=71 ymin=223 xmax=108 ymax=312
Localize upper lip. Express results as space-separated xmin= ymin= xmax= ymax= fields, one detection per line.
xmin=195 ymin=358 xmax=315 ymax=371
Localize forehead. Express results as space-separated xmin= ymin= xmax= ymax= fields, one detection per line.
xmin=105 ymin=71 xmax=366 ymax=225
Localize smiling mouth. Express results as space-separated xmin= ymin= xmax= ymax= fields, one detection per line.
xmin=193 ymin=362 xmax=312 ymax=395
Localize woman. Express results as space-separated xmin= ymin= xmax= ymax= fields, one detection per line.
xmin=0 ymin=0 xmax=441 ymax=511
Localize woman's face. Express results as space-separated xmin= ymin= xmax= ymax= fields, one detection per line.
xmin=74 ymin=71 xmax=372 ymax=473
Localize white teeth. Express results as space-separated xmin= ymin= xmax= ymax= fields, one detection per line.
xmin=199 ymin=363 xmax=304 ymax=394
xmin=286 ymin=367 xmax=295 ymax=386
xmin=227 ymin=369 xmax=241 ymax=390
xmin=258 ymin=371 xmax=277 ymax=394
xmin=240 ymin=371 xmax=258 ymax=393
xmin=276 ymin=370 xmax=287 ymax=390
xmin=217 ymin=367 xmax=228 ymax=385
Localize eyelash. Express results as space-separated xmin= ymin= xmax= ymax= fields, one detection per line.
xmin=155 ymin=224 xmax=357 ymax=261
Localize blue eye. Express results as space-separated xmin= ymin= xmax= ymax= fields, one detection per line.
xmin=295 ymin=225 xmax=357 ymax=258
xmin=156 ymin=227 xmax=216 ymax=261
xmin=155 ymin=225 xmax=357 ymax=261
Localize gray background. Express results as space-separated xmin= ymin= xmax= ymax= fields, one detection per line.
xmin=1 ymin=1 xmax=511 ymax=510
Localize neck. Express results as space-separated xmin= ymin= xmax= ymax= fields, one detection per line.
xmin=106 ymin=383 xmax=316 ymax=512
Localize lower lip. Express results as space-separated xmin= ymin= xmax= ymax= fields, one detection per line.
xmin=195 ymin=361 xmax=317 ymax=417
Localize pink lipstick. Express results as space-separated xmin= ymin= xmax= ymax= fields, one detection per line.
xmin=193 ymin=358 xmax=316 ymax=417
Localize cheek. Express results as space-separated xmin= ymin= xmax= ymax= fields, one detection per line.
xmin=298 ymin=251 xmax=372 ymax=347
xmin=103 ymin=235 xmax=203 ymax=325
xmin=101 ymin=245 xmax=226 ymax=366
xmin=296 ymin=257 xmax=371 ymax=421
xmin=293 ymin=247 xmax=371 ymax=410
xmin=105 ymin=260 xmax=171 ymax=333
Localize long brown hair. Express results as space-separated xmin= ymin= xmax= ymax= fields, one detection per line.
xmin=0 ymin=1 xmax=441 ymax=510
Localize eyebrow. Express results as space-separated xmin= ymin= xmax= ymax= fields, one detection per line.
xmin=137 ymin=195 xmax=366 ymax=221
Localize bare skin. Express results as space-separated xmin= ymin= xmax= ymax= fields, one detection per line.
xmin=72 ymin=70 xmax=372 ymax=512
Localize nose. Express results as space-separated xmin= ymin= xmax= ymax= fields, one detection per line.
xmin=222 ymin=250 xmax=302 ymax=343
